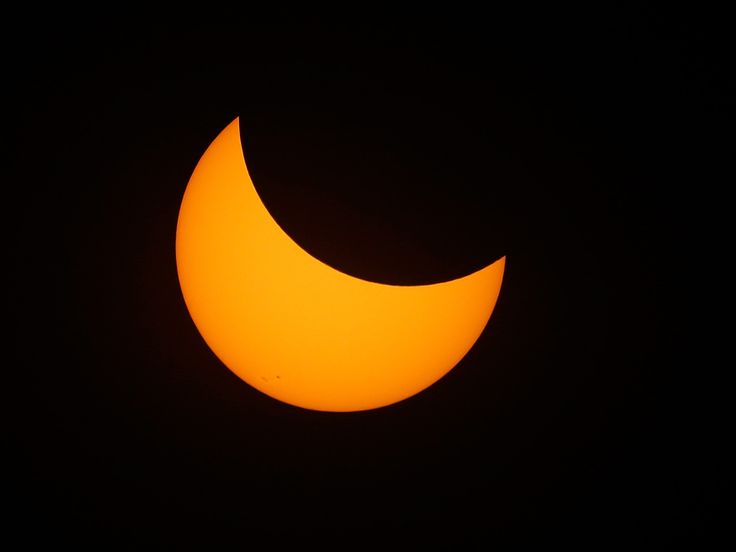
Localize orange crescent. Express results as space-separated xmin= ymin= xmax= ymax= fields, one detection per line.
xmin=176 ymin=118 xmax=505 ymax=412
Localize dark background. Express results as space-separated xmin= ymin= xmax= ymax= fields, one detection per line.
xmin=9 ymin=8 xmax=729 ymax=548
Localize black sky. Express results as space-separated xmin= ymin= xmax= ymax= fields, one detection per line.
xmin=9 ymin=9 xmax=728 ymax=548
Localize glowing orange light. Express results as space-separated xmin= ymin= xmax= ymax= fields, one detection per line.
xmin=176 ymin=118 xmax=505 ymax=412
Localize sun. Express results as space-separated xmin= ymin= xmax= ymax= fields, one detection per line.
xmin=176 ymin=118 xmax=505 ymax=412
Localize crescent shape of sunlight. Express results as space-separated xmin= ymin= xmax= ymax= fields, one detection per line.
xmin=176 ymin=118 xmax=505 ymax=412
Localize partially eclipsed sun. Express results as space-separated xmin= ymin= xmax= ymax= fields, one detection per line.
xmin=175 ymin=118 xmax=505 ymax=412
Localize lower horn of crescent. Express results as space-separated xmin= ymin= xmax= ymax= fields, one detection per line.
xmin=176 ymin=118 xmax=505 ymax=412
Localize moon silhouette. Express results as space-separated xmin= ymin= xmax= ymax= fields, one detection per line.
xmin=176 ymin=118 xmax=505 ymax=412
